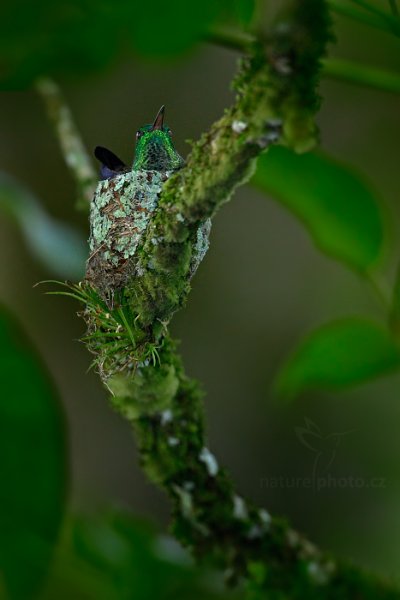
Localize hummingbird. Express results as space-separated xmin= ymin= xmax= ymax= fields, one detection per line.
xmin=94 ymin=105 xmax=184 ymax=179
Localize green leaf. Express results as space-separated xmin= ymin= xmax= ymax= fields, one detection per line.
xmin=233 ymin=0 xmax=256 ymax=25
xmin=276 ymin=317 xmax=400 ymax=399
xmin=0 ymin=0 xmax=249 ymax=87
xmin=127 ymin=1 xmax=220 ymax=58
xmin=0 ymin=305 xmax=66 ymax=598
xmin=252 ymin=146 xmax=385 ymax=272
xmin=127 ymin=0 xmax=257 ymax=57
xmin=0 ymin=173 xmax=86 ymax=279
xmin=41 ymin=511 xmax=233 ymax=600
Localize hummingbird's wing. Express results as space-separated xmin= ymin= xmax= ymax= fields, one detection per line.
xmin=94 ymin=146 xmax=129 ymax=180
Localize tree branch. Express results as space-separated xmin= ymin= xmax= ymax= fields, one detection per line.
xmin=42 ymin=0 xmax=400 ymax=595
xmin=322 ymin=57 xmax=400 ymax=94
xmin=328 ymin=0 xmax=400 ymax=36
xmin=207 ymin=28 xmax=400 ymax=95
xmin=35 ymin=77 xmax=97 ymax=208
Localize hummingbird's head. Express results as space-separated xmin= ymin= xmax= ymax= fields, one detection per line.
xmin=132 ymin=106 xmax=184 ymax=172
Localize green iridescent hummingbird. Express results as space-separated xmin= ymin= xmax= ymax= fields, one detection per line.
xmin=94 ymin=106 xmax=184 ymax=177
xmin=86 ymin=106 xmax=209 ymax=301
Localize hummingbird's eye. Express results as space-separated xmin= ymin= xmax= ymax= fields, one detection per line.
xmin=136 ymin=131 xmax=143 ymax=139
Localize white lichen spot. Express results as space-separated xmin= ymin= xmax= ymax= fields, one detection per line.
xmin=160 ymin=409 xmax=173 ymax=425
xmin=183 ymin=481 xmax=195 ymax=491
xmin=151 ymin=237 xmax=159 ymax=245
xmin=190 ymin=219 xmax=211 ymax=277
xmin=233 ymin=495 xmax=248 ymax=520
xmin=259 ymin=509 xmax=271 ymax=529
xmin=167 ymin=436 xmax=180 ymax=447
xmin=232 ymin=120 xmax=248 ymax=134
xmin=199 ymin=447 xmax=218 ymax=477
xmin=176 ymin=212 xmax=184 ymax=223
xmin=307 ymin=561 xmax=331 ymax=586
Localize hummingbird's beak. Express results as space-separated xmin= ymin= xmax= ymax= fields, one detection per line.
xmin=152 ymin=105 xmax=165 ymax=131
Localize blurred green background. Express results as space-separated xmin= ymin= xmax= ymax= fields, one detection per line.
xmin=1 ymin=0 xmax=400 ymax=597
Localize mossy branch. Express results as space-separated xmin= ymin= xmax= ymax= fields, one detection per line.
xmin=41 ymin=0 xmax=400 ymax=597
xmin=208 ymin=29 xmax=400 ymax=95
xmin=35 ymin=77 xmax=97 ymax=208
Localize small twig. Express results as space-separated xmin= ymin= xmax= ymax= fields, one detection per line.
xmin=389 ymin=0 xmax=399 ymax=16
xmin=322 ymin=57 xmax=400 ymax=94
xmin=207 ymin=29 xmax=400 ymax=95
xmin=35 ymin=77 xmax=97 ymax=208
xmin=206 ymin=28 xmax=253 ymax=52
xmin=329 ymin=0 xmax=400 ymax=36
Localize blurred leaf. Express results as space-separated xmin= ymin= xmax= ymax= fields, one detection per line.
xmin=276 ymin=317 xmax=400 ymax=399
xmin=127 ymin=1 xmax=220 ymax=58
xmin=0 ymin=173 xmax=87 ymax=279
xmin=233 ymin=0 xmax=256 ymax=26
xmin=73 ymin=512 xmax=224 ymax=600
xmin=0 ymin=306 xmax=66 ymax=599
xmin=0 ymin=0 xmax=120 ymax=88
xmin=252 ymin=147 xmax=385 ymax=272
xmin=42 ymin=511 xmax=236 ymax=600
xmin=127 ymin=0 xmax=257 ymax=58
xmin=0 ymin=0 xmax=250 ymax=88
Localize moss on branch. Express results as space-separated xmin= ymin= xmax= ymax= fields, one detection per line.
xmin=45 ymin=0 xmax=400 ymax=596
